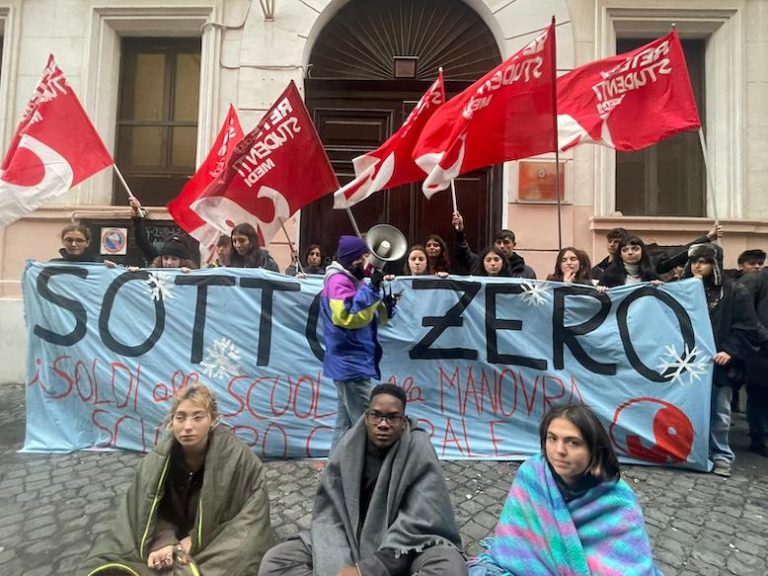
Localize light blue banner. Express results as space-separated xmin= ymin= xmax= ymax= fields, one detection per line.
xmin=22 ymin=261 xmax=716 ymax=470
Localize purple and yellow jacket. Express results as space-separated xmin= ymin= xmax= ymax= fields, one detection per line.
xmin=320 ymin=262 xmax=389 ymax=381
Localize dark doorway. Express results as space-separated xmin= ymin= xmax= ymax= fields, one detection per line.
xmin=302 ymin=0 xmax=502 ymax=269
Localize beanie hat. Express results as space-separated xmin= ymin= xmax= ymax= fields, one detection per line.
xmin=684 ymin=243 xmax=723 ymax=286
xmin=159 ymin=237 xmax=189 ymax=260
xmin=337 ymin=235 xmax=369 ymax=267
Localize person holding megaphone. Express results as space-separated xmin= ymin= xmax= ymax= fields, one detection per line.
xmin=320 ymin=234 xmax=398 ymax=454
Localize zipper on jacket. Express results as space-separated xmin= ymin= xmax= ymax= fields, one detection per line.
xmin=139 ymin=456 xmax=171 ymax=559
xmin=196 ymin=496 xmax=204 ymax=549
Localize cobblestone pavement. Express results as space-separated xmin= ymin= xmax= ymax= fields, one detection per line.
xmin=1 ymin=382 xmax=767 ymax=576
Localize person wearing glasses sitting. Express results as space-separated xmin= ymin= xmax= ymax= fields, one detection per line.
xmin=51 ymin=224 xmax=116 ymax=267
xmin=259 ymin=383 xmax=467 ymax=576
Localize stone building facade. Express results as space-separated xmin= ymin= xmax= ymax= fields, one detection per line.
xmin=0 ymin=0 xmax=766 ymax=380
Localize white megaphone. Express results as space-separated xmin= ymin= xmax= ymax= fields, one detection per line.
xmin=366 ymin=224 xmax=408 ymax=270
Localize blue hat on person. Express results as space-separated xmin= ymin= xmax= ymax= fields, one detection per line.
xmin=337 ymin=235 xmax=369 ymax=267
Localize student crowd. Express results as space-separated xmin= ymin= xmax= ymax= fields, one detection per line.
xmin=51 ymin=199 xmax=768 ymax=575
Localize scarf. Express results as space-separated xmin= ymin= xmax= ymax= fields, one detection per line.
xmin=306 ymin=417 xmax=463 ymax=575
xmin=470 ymin=454 xmax=662 ymax=576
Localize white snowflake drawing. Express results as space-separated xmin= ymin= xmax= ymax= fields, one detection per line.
xmin=519 ymin=281 xmax=549 ymax=306
xmin=145 ymin=272 xmax=176 ymax=301
xmin=657 ymin=344 xmax=710 ymax=385
xmin=200 ymin=337 xmax=243 ymax=380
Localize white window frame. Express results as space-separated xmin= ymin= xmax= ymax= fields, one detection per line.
xmin=0 ymin=2 xmax=21 ymax=156
xmin=595 ymin=4 xmax=744 ymax=220
xmin=82 ymin=5 xmax=220 ymax=206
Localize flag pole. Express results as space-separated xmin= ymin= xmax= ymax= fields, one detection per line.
xmin=113 ymin=164 xmax=150 ymax=217
xmin=345 ymin=207 xmax=362 ymax=238
xmin=279 ymin=217 xmax=304 ymax=274
xmin=113 ymin=165 xmax=136 ymax=199
xmin=450 ymin=180 xmax=459 ymax=214
xmin=549 ymin=15 xmax=563 ymax=251
xmin=697 ymin=127 xmax=721 ymax=230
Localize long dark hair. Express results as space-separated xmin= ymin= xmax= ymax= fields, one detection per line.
xmin=303 ymin=243 xmax=325 ymax=273
xmin=227 ymin=223 xmax=262 ymax=268
xmin=599 ymin=235 xmax=658 ymax=287
xmin=424 ymin=234 xmax=451 ymax=274
xmin=546 ymin=247 xmax=592 ymax=284
xmin=474 ymin=245 xmax=511 ymax=277
xmin=540 ymin=404 xmax=620 ymax=483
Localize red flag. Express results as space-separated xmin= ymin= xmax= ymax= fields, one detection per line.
xmin=413 ymin=23 xmax=556 ymax=197
xmin=557 ymin=31 xmax=701 ymax=152
xmin=168 ymin=104 xmax=244 ymax=265
xmin=0 ymin=55 xmax=113 ymax=226
xmin=192 ymin=81 xmax=338 ymax=245
xmin=334 ymin=72 xmax=446 ymax=209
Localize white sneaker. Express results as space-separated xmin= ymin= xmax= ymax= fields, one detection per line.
xmin=712 ymin=461 xmax=732 ymax=477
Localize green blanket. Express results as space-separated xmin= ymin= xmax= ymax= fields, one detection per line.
xmin=81 ymin=426 xmax=275 ymax=575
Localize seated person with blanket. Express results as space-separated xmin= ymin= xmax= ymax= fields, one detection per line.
xmin=259 ymin=383 xmax=467 ymax=576
xmin=469 ymin=404 xmax=662 ymax=576
xmin=81 ymin=384 xmax=275 ymax=575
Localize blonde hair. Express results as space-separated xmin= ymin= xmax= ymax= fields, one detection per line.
xmin=167 ymin=384 xmax=220 ymax=425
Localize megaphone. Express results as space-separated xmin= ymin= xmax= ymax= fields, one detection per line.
xmin=366 ymin=224 xmax=408 ymax=270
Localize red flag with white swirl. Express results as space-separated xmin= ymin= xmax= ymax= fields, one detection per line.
xmin=168 ymin=104 xmax=244 ymax=265
xmin=412 ymin=23 xmax=556 ymax=198
xmin=192 ymin=81 xmax=338 ymax=246
xmin=333 ymin=71 xmax=445 ymax=209
xmin=557 ymin=31 xmax=701 ymax=152
xmin=0 ymin=55 xmax=113 ymax=227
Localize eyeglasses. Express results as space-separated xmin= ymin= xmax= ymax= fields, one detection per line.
xmin=62 ymin=237 xmax=87 ymax=244
xmin=365 ymin=410 xmax=404 ymax=425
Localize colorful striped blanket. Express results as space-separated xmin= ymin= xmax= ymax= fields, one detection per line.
xmin=468 ymin=454 xmax=662 ymax=576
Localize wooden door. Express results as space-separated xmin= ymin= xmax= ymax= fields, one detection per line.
xmin=299 ymin=0 xmax=502 ymax=270
xmin=303 ymin=79 xmax=502 ymax=272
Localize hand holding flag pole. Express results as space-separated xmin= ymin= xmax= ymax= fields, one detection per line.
xmin=278 ymin=217 xmax=304 ymax=274
xmin=115 ymin=165 xmax=150 ymax=217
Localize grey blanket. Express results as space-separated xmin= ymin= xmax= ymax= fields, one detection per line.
xmin=305 ymin=417 xmax=463 ymax=575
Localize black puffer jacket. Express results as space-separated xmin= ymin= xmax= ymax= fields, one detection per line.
xmin=453 ymin=229 xmax=536 ymax=279
xmin=737 ymin=269 xmax=768 ymax=388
